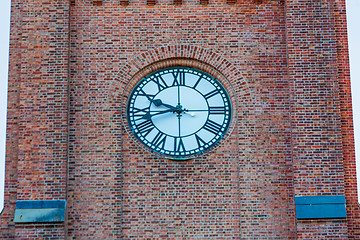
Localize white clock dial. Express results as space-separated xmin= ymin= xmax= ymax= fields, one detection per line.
xmin=127 ymin=67 xmax=232 ymax=158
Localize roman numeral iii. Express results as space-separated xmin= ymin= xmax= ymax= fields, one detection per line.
xmin=209 ymin=106 xmax=226 ymax=115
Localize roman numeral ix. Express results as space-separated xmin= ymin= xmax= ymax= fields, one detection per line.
xmin=132 ymin=107 xmax=149 ymax=117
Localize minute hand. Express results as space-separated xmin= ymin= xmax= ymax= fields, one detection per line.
xmin=141 ymin=109 xmax=174 ymax=120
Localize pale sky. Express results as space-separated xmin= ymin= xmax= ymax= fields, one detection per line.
xmin=0 ymin=1 xmax=359 ymax=211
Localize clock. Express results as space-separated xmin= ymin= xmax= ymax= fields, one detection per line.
xmin=127 ymin=67 xmax=232 ymax=159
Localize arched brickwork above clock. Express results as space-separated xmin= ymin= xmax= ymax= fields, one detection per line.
xmin=110 ymin=45 xmax=253 ymax=103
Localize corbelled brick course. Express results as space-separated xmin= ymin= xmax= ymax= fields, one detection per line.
xmin=1 ymin=0 xmax=358 ymax=239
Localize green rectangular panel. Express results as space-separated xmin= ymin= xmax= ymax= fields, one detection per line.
xmin=14 ymin=200 xmax=66 ymax=223
xmin=295 ymin=195 xmax=346 ymax=219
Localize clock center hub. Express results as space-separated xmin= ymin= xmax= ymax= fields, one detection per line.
xmin=174 ymin=104 xmax=186 ymax=116
xmin=150 ymin=86 xmax=208 ymax=137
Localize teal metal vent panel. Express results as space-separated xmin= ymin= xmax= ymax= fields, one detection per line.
xmin=14 ymin=200 xmax=66 ymax=223
xmin=295 ymin=195 xmax=346 ymax=219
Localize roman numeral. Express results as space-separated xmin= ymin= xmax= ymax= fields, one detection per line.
xmin=137 ymin=89 xmax=155 ymax=100
xmin=204 ymin=89 xmax=219 ymax=99
xmin=136 ymin=120 xmax=154 ymax=137
xmin=209 ymin=106 xmax=226 ymax=115
xmin=171 ymin=71 xmax=185 ymax=86
xmin=174 ymin=137 xmax=185 ymax=152
xmin=192 ymin=76 xmax=203 ymax=89
xmin=195 ymin=134 xmax=206 ymax=148
xmin=203 ymin=120 xmax=222 ymax=135
xmin=151 ymin=131 xmax=167 ymax=148
xmin=132 ymin=107 xmax=149 ymax=117
xmin=152 ymin=75 xmax=168 ymax=91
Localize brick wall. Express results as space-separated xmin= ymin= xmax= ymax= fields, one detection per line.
xmin=1 ymin=0 xmax=358 ymax=239
xmin=1 ymin=0 xmax=70 ymax=238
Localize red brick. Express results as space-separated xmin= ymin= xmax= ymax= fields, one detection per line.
xmin=1 ymin=0 xmax=358 ymax=239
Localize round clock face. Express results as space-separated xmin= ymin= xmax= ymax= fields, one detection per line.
xmin=127 ymin=67 xmax=232 ymax=158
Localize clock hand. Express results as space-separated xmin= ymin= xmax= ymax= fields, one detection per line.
xmin=152 ymin=99 xmax=177 ymax=110
xmin=141 ymin=109 xmax=174 ymax=120
xmin=139 ymin=92 xmax=173 ymax=109
xmin=178 ymin=114 xmax=181 ymax=137
xmin=140 ymin=90 xmax=155 ymax=102
xmin=185 ymin=112 xmax=195 ymax=117
xmin=178 ymin=82 xmax=180 ymax=106
xmin=177 ymin=108 xmax=194 ymax=117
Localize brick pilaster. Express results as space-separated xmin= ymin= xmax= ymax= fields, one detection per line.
xmin=286 ymin=0 xmax=348 ymax=237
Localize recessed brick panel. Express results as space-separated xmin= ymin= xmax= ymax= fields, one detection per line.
xmin=1 ymin=0 xmax=70 ymax=238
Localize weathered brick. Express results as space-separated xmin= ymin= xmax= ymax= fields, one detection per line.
xmin=1 ymin=0 xmax=358 ymax=239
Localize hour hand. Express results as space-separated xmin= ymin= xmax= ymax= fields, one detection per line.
xmin=151 ymin=99 xmax=176 ymax=109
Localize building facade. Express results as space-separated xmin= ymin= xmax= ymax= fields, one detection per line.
xmin=1 ymin=0 xmax=360 ymax=238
